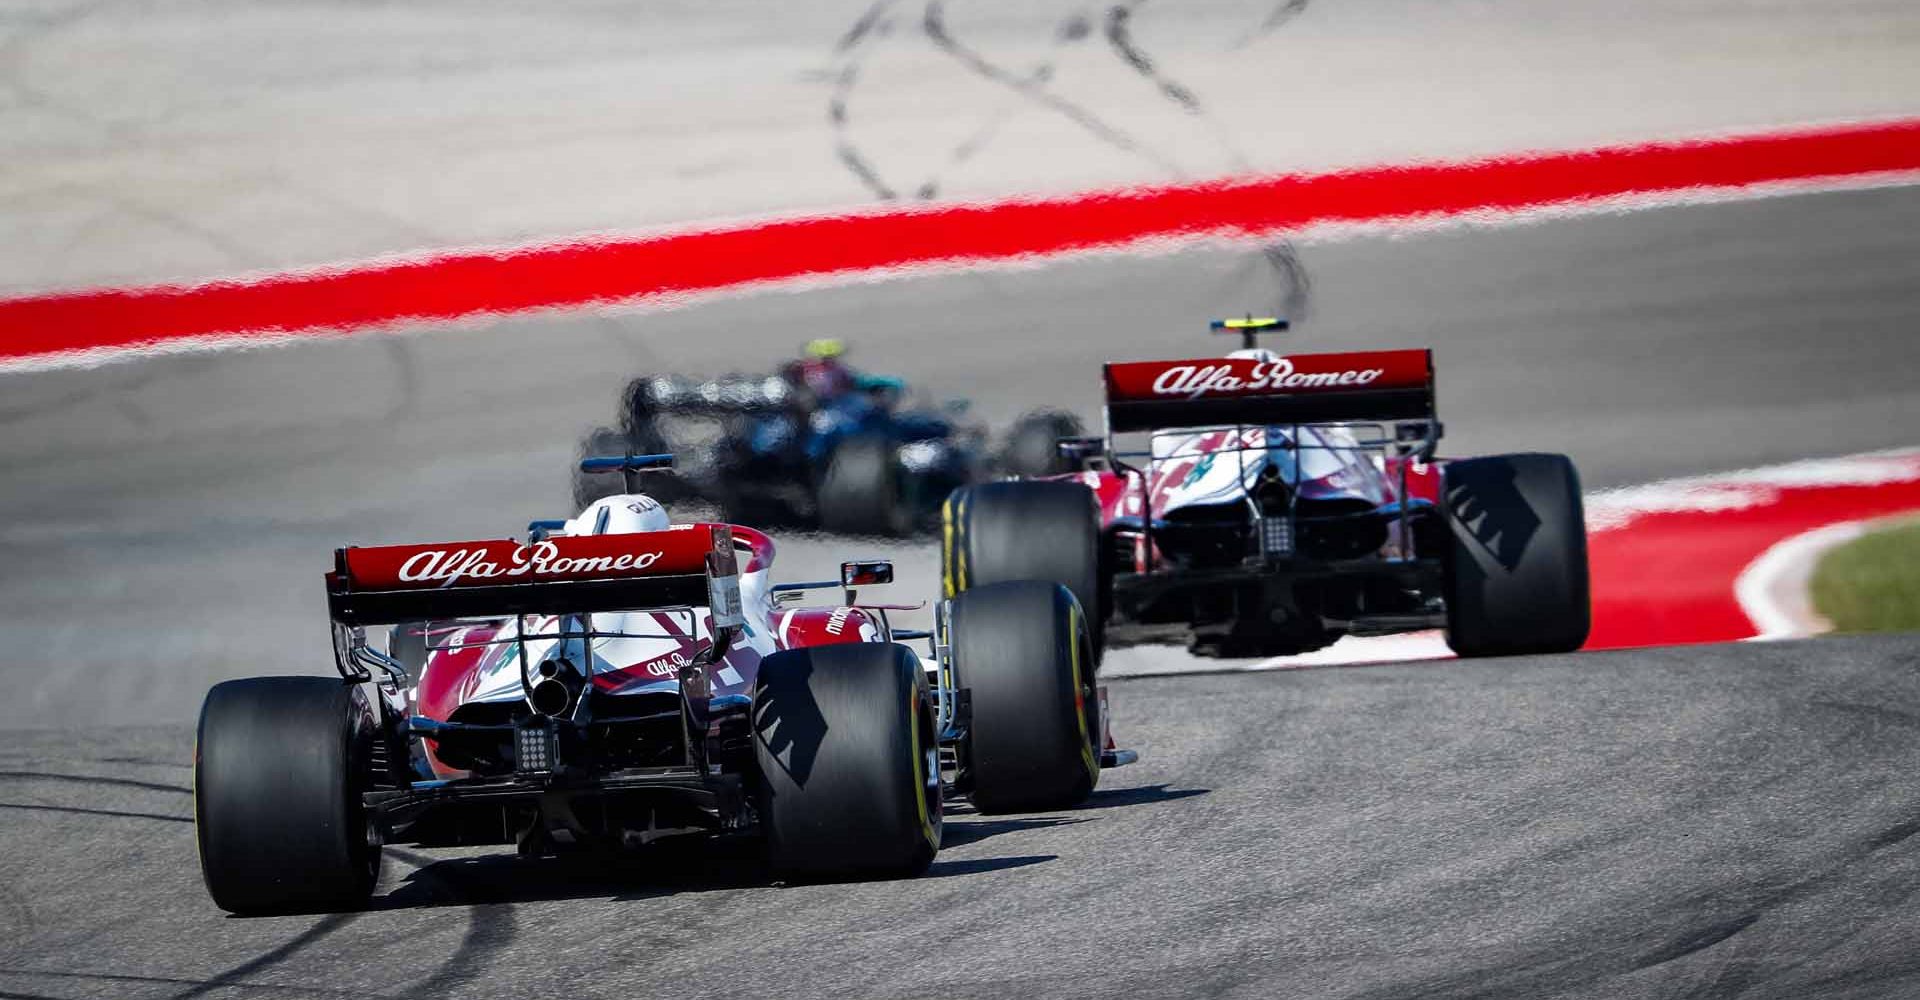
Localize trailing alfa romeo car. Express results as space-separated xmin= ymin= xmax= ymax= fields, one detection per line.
xmin=194 ymin=454 xmax=1132 ymax=915
xmin=940 ymin=317 xmax=1591 ymax=660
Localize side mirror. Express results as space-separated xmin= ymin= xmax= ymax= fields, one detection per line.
xmin=1057 ymin=436 xmax=1107 ymax=471
xmin=841 ymin=560 xmax=894 ymax=588
xmin=841 ymin=559 xmax=892 ymax=604
xmin=1058 ymin=436 xmax=1105 ymax=457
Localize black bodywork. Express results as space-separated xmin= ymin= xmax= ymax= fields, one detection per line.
xmin=580 ymin=372 xmax=980 ymax=532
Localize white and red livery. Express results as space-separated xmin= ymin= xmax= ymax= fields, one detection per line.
xmin=193 ymin=450 xmax=1131 ymax=914
xmin=938 ymin=317 xmax=1590 ymax=661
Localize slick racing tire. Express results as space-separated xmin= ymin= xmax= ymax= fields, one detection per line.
xmin=389 ymin=623 xmax=428 ymax=676
xmin=950 ymin=580 xmax=1099 ymax=814
xmin=753 ymin=643 xmax=941 ymax=878
xmin=196 ymin=676 xmax=381 ymax=914
xmin=942 ymin=479 xmax=1105 ymax=659
xmin=1000 ymin=410 xmax=1084 ymax=478
xmin=817 ymin=434 xmax=912 ymax=536
xmin=1441 ymin=452 xmax=1591 ymax=657
xmin=619 ymin=376 xmax=675 ymax=454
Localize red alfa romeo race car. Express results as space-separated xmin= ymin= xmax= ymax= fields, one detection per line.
xmin=939 ymin=318 xmax=1591 ymax=660
xmin=193 ymin=454 xmax=1133 ymax=915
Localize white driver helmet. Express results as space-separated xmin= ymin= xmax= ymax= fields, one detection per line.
xmin=567 ymin=493 xmax=672 ymax=535
xmin=1227 ymin=347 xmax=1281 ymax=363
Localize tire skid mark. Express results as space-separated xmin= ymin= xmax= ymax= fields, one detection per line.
xmin=2 ymin=328 xmax=426 ymax=474
xmin=1096 ymin=1 xmax=1313 ymax=323
xmin=1098 ymin=0 xmax=1257 ymax=169
xmin=0 ymin=0 xmax=133 ymax=140
xmin=1866 ymin=816 xmax=1920 ymax=852
xmin=381 ymin=331 xmax=423 ymax=422
xmin=829 ymin=64 xmax=898 ymax=201
xmin=1261 ymin=240 xmax=1311 ymax=323
xmin=0 ymin=967 xmax=367 ymax=998
xmin=0 ymin=353 xmax=218 ymax=427
xmin=0 ymin=327 xmax=407 ymax=468
xmin=0 ymin=802 xmax=187 ymax=823
xmin=1630 ymin=913 xmax=1760 ymax=973
xmin=1233 ymin=0 xmax=1310 ymax=49
xmin=3 ymin=778 xmax=399 ymax=1000
xmin=85 ymin=756 xmax=193 ymax=769
xmin=0 ymin=770 xmax=189 ymax=795
xmin=910 ymin=7 xmax=1097 ymax=200
xmin=1607 ymin=814 xmax=1920 ymax=989
xmin=834 ymin=0 xmax=895 ymax=54
xmin=0 ymin=987 xmax=72 ymax=1000
xmin=1104 ymin=1 xmax=1200 ymax=114
xmin=827 ymin=1 xmax=901 ymax=201
xmin=922 ymin=0 xmax=1181 ymax=176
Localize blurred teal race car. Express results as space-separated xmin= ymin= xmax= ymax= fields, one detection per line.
xmin=573 ymin=339 xmax=1078 ymax=536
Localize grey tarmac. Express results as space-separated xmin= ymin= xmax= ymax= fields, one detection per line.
xmin=2 ymin=185 xmax=1920 ymax=997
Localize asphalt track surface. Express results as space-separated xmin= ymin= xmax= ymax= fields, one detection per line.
xmin=4 ymin=635 xmax=1920 ymax=999
xmin=4 ymin=185 xmax=1920 ymax=996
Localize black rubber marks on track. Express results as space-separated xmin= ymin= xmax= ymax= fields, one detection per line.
xmin=0 ymin=769 xmax=189 ymax=795
xmin=1105 ymin=2 xmax=1200 ymax=114
xmin=828 ymin=0 xmax=1160 ymax=202
xmin=923 ymin=0 xmax=1174 ymax=178
xmin=821 ymin=1 xmax=1313 ymax=322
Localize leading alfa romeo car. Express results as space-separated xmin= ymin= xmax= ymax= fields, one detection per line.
xmin=194 ymin=454 xmax=1132 ymax=915
xmin=939 ymin=317 xmax=1591 ymax=660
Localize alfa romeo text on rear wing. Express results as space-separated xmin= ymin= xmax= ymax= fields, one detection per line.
xmin=1102 ymin=348 xmax=1434 ymax=433
xmin=326 ymin=524 xmax=742 ymax=626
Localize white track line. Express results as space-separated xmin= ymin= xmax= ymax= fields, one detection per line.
xmin=1734 ymin=521 xmax=1867 ymax=641
xmin=1113 ymin=447 xmax=1920 ymax=676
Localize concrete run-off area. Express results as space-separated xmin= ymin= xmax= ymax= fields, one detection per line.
xmin=4 ymin=0 xmax=1920 ymax=293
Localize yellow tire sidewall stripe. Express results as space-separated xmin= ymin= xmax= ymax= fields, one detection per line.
xmin=941 ymin=493 xmax=957 ymax=599
xmin=1069 ymin=600 xmax=1098 ymax=782
xmin=909 ymin=682 xmax=938 ymax=849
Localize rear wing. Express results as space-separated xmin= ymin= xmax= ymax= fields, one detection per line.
xmin=327 ymin=523 xmax=742 ymax=626
xmin=641 ymin=374 xmax=790 ymax=416
xmin=1102 ymin=349 xmax=1434 ymax=433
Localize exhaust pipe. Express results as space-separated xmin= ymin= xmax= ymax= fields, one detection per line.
xmin=528 ymin=656 xmax=585 ymax=717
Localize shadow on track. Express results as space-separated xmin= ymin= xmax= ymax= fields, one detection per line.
xmin=1072 ymin=783 xmax=1209 ymax=810
xmin=371 ymin=844 xmax=1055 ymax=911
xmin=938 ymin=815 xmax=1086 ymax=847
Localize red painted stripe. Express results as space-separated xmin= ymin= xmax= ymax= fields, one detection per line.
xmin=4 ymin=117 xmax=1920 ymax=364
xmin=1585 ymin=464 xmax=1920 ymax=649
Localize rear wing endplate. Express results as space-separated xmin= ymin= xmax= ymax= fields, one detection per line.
xmin=1102 ymin=348 xmax=1434 ymax=433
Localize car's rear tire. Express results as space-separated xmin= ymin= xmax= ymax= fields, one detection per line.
xmin=619 ymin=376 xmax=674 ymax=449
xmin=1000 ymin=410 xmax=1083 ymax=478
xmin=1441 ymin=452 xmax=1591 ymax=657
xmin=195 ymin=676 xmax=381 ymax=914
xmin=950 ymin=580 xmax=1099 ymax=814
xmin=389 ymin=623 xmax=428 ymax=676
xmin=817 ymin=434 xmax=911 ymax=536
xmin=753 ymin=643 xmax=940 ymax=878
xmin=942 ymin=480 xmax=1105 ymax=659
